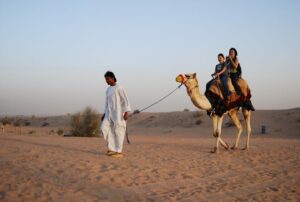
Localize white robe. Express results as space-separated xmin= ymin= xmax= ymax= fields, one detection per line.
xmin=100 ymin=84 xmax=131 ymax=153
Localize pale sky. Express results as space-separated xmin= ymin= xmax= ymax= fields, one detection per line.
xmin=1 ymin=0 xmax=300 ymax=115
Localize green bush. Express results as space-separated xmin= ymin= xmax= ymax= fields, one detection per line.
xmin=193 ymin=111 xmax=203 ymax=118
xmin=0 ymin=117 xmax=12 ymax=125
xmin=42 ymin=122 xmax=49 ymax=127
xmin=225 ymin=119 xmax=244 ymax=128
xmin=195 ymin=119 xmax=203 ymax=125
xmin=25 ymin=121 xmax=31 ymax=126
xmin=70 ymin=107 xmax=100 ymax=137
xmin=57 ymin=128 xmax=64 ymax=135
xmin=133 ymin=109 xmax=140 ymax=114
xmin=14 ymin=119 xmax=21 ymax=127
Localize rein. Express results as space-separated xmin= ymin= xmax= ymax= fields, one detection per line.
xmin=187 ymin=83 xmax=199 ymax=95
xmin=125 ymin=80 xmax=187 ymax=144
xmin=134 ymin=83 xmax=184 ymax=114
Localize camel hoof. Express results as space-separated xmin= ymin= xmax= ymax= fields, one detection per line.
xmin=224 ymin=143 xmax=230 ymax=150
xmin=210 ymin=147 xmax=219 ymax=154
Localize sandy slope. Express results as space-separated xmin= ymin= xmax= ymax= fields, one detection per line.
xmin=0 ymin=133 xmax=299 ymax=201
xmin=2 ymin=108 xmax=299 ymax=137
xmin=0 ymin=109 xmax=299 ymax=201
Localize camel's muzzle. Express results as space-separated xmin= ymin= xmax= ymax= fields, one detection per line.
xmin=176 ymin=74 xmax=185 ymax=83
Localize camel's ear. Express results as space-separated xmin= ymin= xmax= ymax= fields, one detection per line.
xmin=192 ymin=73 xmax=197 ymax=78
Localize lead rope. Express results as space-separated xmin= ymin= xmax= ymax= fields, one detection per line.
xmin=125 ymin=82 xmax=185 ymax=144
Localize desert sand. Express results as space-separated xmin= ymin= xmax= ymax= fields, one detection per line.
xmin=0 ymin=109 xmax=299 ymax=201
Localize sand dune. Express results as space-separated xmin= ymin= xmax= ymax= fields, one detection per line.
xmin=0 ymin=109 xmax=299 ymax=201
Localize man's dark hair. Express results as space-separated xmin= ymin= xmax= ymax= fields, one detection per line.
xmin=218 ymin=53 xmax=224 ymax=58
xmin=104 ymin=71 xmax=117 ymax=82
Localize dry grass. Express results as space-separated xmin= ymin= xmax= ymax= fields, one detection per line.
xmin=0 ymin=117 xmax=13 ymax=126
xmin=70 ymin=107 xmax=100 ymax=137
xmin=56 ymin=128 xmax=64 ymax=136
xmin=193 ymin=111 xmax=204 ymax=118
xmin=225 ymin=119 xmax=244 ymax=128
xmin=195 ymin=119 xmax=203 ymax=125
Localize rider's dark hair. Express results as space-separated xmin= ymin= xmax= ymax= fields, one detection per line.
xmin=104 ymin=71 xmax=117 ymax=82
xmin=218 ymin=53 xmax=224 ymax=58
xmin=229 ymin=48 xmax=238 ymax=57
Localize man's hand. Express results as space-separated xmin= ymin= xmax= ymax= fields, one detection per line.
xmin=123 ymin=112 xmax=129 ymax=121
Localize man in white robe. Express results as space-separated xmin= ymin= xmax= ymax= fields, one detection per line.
xmin=100 ymin=71 xmax=131 ymax=157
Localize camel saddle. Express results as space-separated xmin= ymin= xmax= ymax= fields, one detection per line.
xmin=205 ymin=77 xmax=255 ymax=116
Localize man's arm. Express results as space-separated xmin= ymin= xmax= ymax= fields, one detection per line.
xmin=118 ymin=86 xmax=131 ymax=121
xmin=216 ymin=66 xmax=228 ymax=77
xmin=102 ymin=91 xmax=108 ymax=121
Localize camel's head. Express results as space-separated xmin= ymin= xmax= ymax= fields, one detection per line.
xmin=176 ymin=73 xmax=198 ymax=84
xmin=176 ymin=73 xmax=199 ymax=94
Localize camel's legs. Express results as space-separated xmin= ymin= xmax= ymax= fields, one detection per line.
xmin=216 ymin=115 xmax=229 ymax=150
xmin=242 ymin=108 xmax=252 ymax=149
xmin=212 ymin=115 xmax=219 ymax=153
xmin=211 ymin=115 xmax=228 ymax=153
xmin=229 ymin=108 xmax=243 ymax=149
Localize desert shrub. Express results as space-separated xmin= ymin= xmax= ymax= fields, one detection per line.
xmin=225 ymin=119 xmax=244 ymax=128
xmin=0 ymin=117 xmax=12 ymax=125
xmin=70 ymin=107 xmax=100 ymax=137
xmin=195 ymin=119 xmax=203 ymax=125
xmin=42 ymin=122 xmax=49 ymax=127
xmin=57 ymin=128 xmax=64 ymax=135
xmin=29 ymin=130 xmax=35 ymax=134
xmin=183 ymin=108 xmax=190 ymax=112
xmin=25 ymin=121 xmax=31 ymax=126
xmin=193 ymin=111 xmax=203 ymax=118
xmin=225 ymin=120 xmax=235 ymax=127
xmin=13 ymin=119 xmax=21 ymax=127
xmin=133 ymin=109 xmax=140 ymax=114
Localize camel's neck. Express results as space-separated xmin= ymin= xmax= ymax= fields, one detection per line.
xmin=187 ymin=85 xmax=212 ymax=110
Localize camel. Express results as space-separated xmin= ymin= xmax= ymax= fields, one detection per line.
xmin=176 ymin=73 xmax=255 ymax=153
